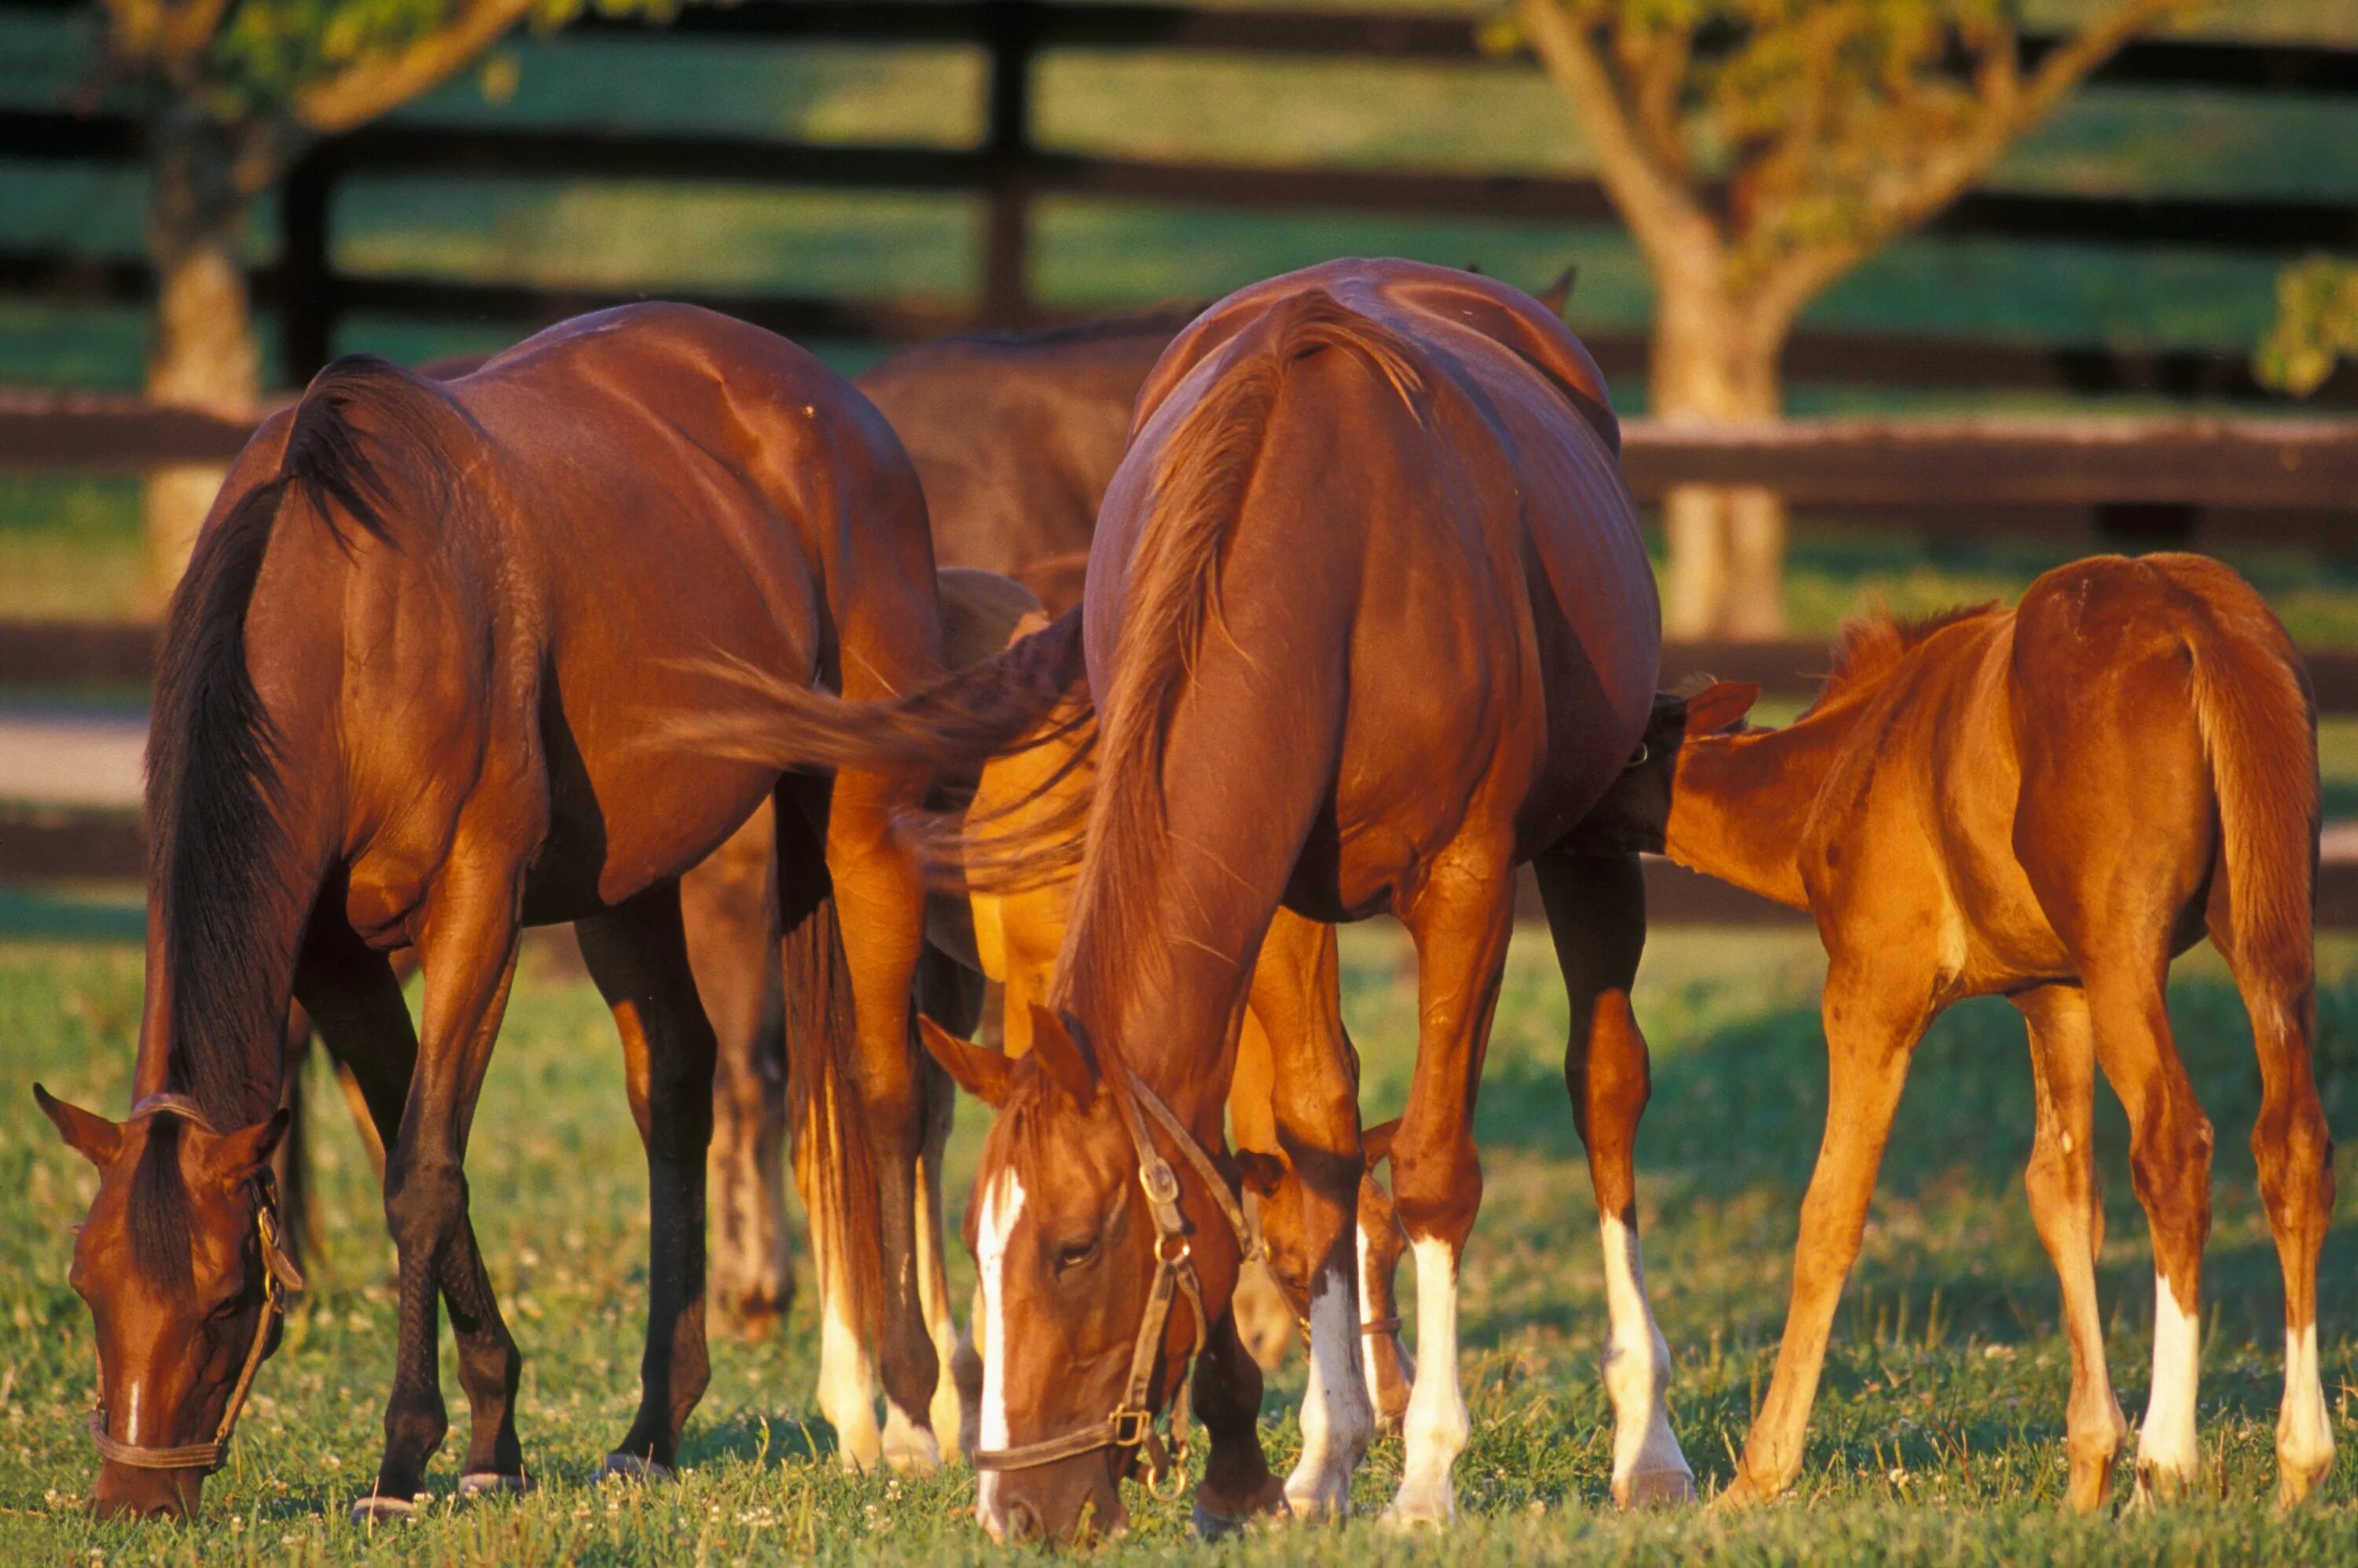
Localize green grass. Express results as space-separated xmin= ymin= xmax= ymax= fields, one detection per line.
xmin=2 ymin=922 xmax=2352 ymax=1563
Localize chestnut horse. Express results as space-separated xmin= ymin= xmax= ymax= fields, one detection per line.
xmin=1583 ymin=554 xmax=2333 ymax=1511
xmin=896 ymin=257 xmax=1670 ymax=1540
xmin=30 ymin=304 xmax=1070 ymax=1521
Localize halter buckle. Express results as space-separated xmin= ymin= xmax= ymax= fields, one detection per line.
xmin=1138 ymin=1158 xmax=1181 ymax=1208
xmin=1107 ymin=1408 xmax=1153 ymax=1449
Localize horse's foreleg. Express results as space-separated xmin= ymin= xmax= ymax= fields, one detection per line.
xmin=1188 ymin=1309 xmax=1287 ymax=1535
xmin=578 ymin=884 xmax=721 ymax=1479
xmin=1384 ymin=850 xmax=1516 ymax=1527
xmin=1531 ymin=846 xmax=1694 ymax=1508
xmin=355 ymin=874 xmax=526 ymax=1521
xmin=2014 ymin=984 xmax=2128 ymax=1512
xmin=1723 ymin=960 xmax=1930 ymax=1509
xmin=1253 ymin=913 xmax=1374 ymax=1521
xmin=828 ymin=767 xmax=942 ymax=1475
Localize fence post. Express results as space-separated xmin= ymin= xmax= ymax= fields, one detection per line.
xmin=980 ymin=0 xmax=1037 ymax=328
xmin=278 ymin=149 xmax=336 ymax=386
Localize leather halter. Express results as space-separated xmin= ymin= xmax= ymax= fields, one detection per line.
xmin=85 ymin=1093 xmax=305 ymax=1475
xmin=971 ymin=1057 xmax=1256 ymax=1502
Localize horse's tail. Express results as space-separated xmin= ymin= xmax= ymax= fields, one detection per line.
xmin=2177 ymin=561 xmax=2319 ymax=1004
xmin=669 ymin=605 xmax=1087 ymax=782
xmin=774 ymin=788 xmax=886 ymax=1360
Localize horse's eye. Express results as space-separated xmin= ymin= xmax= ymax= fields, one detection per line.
xmin=1053 ymin=1237 xmax=1101 ymax=1273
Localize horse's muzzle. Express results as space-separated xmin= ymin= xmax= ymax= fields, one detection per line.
xmin=90 ymin=1460 xmax=204 ymax=1522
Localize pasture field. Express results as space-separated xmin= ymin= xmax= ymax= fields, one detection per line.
xmin=2 ymin=922 xmax=2352 ymax=1565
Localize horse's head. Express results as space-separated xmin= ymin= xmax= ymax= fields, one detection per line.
xmin=920 ymin=1006 xmax=1249 ymax=1544
xmin=33 ymin=1086 xmax=296 ymax=1521
xmin=1570 ymin=681 xmax=1760 ymax=854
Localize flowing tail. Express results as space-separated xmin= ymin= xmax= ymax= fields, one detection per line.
xmin=2177 ymin=562 xmax=2319 ymax=990
xmin=774 ymin=790 xmax=883 ymax=1362
xmin=668 ymin=605 xmax=1087 ymax=780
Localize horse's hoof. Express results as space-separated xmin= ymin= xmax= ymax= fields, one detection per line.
xmin=457 ymin=1471 xmax=531 ymax=1500
xmin=348 ymin=1493 xmax=420 ymax=1525
xmin=1192 ymin=1501 xmax=1252 ymax=1540
xmin=1614 ymin=1467 xmax=1698 ymax=1509
xmin=1379 ymin=1487 xmax=1453 ymax=1530
xmin=595 ymin=1452 xmax=676 ymax=1485
xmin=2132 ymin=1460 xmax=2194 ymax=1509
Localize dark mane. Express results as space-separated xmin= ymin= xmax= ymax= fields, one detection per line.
xmin=1803 ymin=602 xmax=2004 ymax=716
xmin=135 ymin=354 xmax=439 ymax=1281
xmin=1056 ymin=289 xmax=1424 ymax=1021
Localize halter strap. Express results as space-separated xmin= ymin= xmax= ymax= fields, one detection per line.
xmin=971 ymin=1056 xmax=1254 ymax=1499
xmin=85 ymin=1096 xmax=303 ymax=1475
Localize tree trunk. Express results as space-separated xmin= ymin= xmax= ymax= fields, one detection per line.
xmin=1650 ymin=278 xmax=1788 ymax=640
xmin=143 ymin=106 xmax=267 ymax=599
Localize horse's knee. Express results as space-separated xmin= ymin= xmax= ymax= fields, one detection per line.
xmin=384 ymin=1157 xmax=466 ymax=1245
xmin=2128 ymin=1095 xmax=2213 ymax=1243
xmin=1390 ymin=1135 xmax=1480 ymax=1250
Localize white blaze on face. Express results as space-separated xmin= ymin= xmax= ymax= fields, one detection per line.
xmin=123 ymin=1380 xmax=144 ymax=1445
xmin=975 ymin=1168 xmax=1027 ymax=1529
xmin=2139 ymin=1271 xmax=2202 ymax=1483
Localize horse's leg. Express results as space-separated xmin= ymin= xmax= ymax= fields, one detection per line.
xmin=915 ymin=943 xmax=980 ymax=1460
xmin=2208 ymin=916 xmax=2336 ymax=1504
xmin=1252 ymin=913 xmax=1373 ymax=1521
xmin=1721 ymin=957 xmax=1932 ymax=1508
xmin=1188 ymin=1307 xmax=1287 ymax=1535
xmin=1383 ymin=847 xmax=1516 ymax=1527
xmin=351 ymin=872 xmax=527 ymax=1520
xmin=2014 ymin=983 xmax=2129 ymax=1512
xmin=1531 ymin=846 xmax=1695 ymax=1508
xmin=684 ymin=810 xmax=793 ymax=1338
xmin=821 ymin=765 xmax=942 ymax=1474
xmin=576 ymin=883 xmax=721 ymax=1479
xmin=2059 ymin=946 xmax=2211 ymax=1507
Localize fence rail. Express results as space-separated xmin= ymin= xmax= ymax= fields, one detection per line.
xmin=3 ymin=1 xmax=2356 ymax=400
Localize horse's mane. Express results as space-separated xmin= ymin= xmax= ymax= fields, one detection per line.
xmin=1056 ymin=289 xmax=1424 ymax=1021
xmin=1804 ymin=601 xmax=2004 ymax=716
xmin=134 ymin=354 xmax=445 ymax=1286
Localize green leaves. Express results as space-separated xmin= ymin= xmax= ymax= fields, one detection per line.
xmin=2255 ymin=255 xmax=2358 ymax=400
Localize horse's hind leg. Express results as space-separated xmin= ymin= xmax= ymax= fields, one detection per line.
xmin=1532 ymin=846 xmax=1695 ymax=1508
xmin=2209 ymin=909 xmax=2336 ymax=1504
xmin=577 ymin=883 xmax=722 ymax=1479
xmin=1384 ymin=842 xmax=1517 ymax=1526
xmin=2013 ymin=984 xmax=2129 ymax=1511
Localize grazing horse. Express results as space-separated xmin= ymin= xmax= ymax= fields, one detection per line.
xmin=898 ymin=257 xmax=1675 ymax=1540
xmin=916 ymin=644 xmax=1418 ymax=1497
xmin=30 ymin=303 xmax=1068 ymax=1521
xmin=1582 ymin=554 xmax=2334 ymax=1511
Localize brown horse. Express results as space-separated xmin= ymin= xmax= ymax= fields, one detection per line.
xmin=1581 ymin=553 xmax=2334 ymax=1511
xmin=888 ymin=257 xmax=1667 ymax=1540
xmin=30 ymin=303 xmax=1070 ymax=1521
xmin=923 ymin=650 xmax=1419 ymax=1489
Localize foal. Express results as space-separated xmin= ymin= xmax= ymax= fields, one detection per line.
xmin=1589 ymin=554 xmax=2333 ymax=1511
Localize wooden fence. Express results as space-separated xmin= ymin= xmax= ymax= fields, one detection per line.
xmin=3 ymin=0 xmax=2357 ymax=402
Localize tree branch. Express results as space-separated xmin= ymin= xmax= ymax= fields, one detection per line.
xmin=291 ymin=0 xmax=537 ymax=134
xmin=1515 ymin=0 xmax=1722 ymax=284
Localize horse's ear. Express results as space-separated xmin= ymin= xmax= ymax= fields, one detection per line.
xmin=197 ymin=1107 xmax=290 ymax=1187
xmin=1535 ymin=263 xmax=1578 ymax=319
xmin=1361 ymin=1116 xmax=1402 ymax=1167
xmin=1684 ymin=681 xmax=1760 ymax=735
xmin=917 ymin=1014 xmax=1015 ymax=1108
xmin=33 ymin=1085 xmax=122 ymax=1166
xmin=1233 ymin=1149 xmax=1288 ymax=1198
xmin=1027 ymin=1004 xmax=1100 ymax=1103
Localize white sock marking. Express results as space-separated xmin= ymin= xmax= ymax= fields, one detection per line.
xmin=1285 ymin=1266 xmax=1373 ymax=1518
xmin=1388 ymin=1236 xmax=1468 ymax=1525
xmin=2279 ymin=1320 xmax=2334 ymax=1482
xmin=1598 ymin=1211 xmax=1692 ymax=1502
xmin=2139 ymin=1271 xmax=2202 ymax=1485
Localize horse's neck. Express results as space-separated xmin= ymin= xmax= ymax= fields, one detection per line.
xmin=1666 ymin=711 xmax=1860 ymax=910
